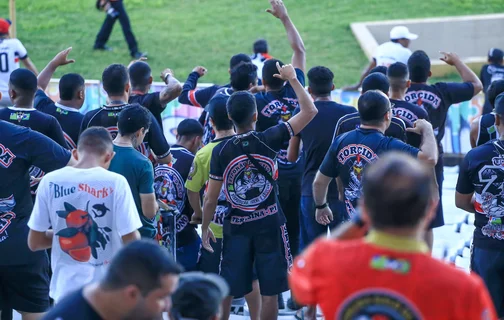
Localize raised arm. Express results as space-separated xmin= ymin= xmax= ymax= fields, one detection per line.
xmin=266 ymin=0 xmax=306 ymax=73
xmin=38 ymin=47 xmax=75 ymax=91
xmin=159 ymin=69 xmax=183 ymax=105
xmin=470 ymin=116 xmax=480 ymax=148
xmin=273 ymin=63 xmax=317 ymax=135
xmin=440 ymin=52 xmax=483 ymax=96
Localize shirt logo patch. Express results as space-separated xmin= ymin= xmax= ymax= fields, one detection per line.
xmin=405 ymin=90 xmax=441 ymax=109
xmin=0 ymin=143 xmax=16 ymax=168
xmin=223 ymin=154 xmax=275 ymax=213
xmin=0 ymin=195 xmax=16 ymax=243
xmin=154 ymin=165 xmax=186 ymax=216
xmin=9 ymin=112 xmax=30 ymax=122
xmin=370 ymin=255 xmax=411 ymax=274
xmin=392 ymin=107 xmax=419 ymax=126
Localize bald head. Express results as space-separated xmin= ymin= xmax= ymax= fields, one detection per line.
xmin=363 ymin=152 xmax=433 ymax=230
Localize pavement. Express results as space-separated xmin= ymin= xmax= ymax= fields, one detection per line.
xmin=12 ymin=167 xmax=471 ymax=319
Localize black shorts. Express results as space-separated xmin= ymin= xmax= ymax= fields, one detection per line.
xmin=197 ymin=237 xmax=223 ymax=274
xmin=220 ymin=224 xmax=292 ymax=297
xmin=429 ymin=157 xmax=444 ymax=229
xmin=0 ymin=257 xmax=50 ymax=313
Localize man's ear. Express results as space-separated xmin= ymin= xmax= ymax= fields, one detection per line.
xmin=331 ymin=84 xmax=335 ymax=91
xmin=149 ymin=76 xmax=153 ymax=85
xmin=496 ymin=114 xmax=501 ymax=126
xmin=0 ymin=91 xmax=2 ymax=100
xmin=125 ymin=83 xmax=131 ymax=93
xmin=428 ymin=71 xmax=432 ymax=78
xmin=252 ymin=112 xmax=258 ymax=122
xmin=308 ymin=87 xmax=313 ymax=95
xmin=72 ymin=149 xmax=79 ymax=161
xmin=406 ymin=80 xmax=411 ymax=89
xmin=358 ymin=199 xmax=371 ymax=225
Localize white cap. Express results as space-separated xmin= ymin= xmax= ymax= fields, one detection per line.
xmin=390 ymin=26 xmax=418 ymax=40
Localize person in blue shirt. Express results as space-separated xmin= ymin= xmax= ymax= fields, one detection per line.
xmin=109 ymin=104 xmax=159 ymax=239
xmin=456 ymin=92 xmax=504 ymax=317
xmin=202 ymin=62 xmax=317 ymax=320
xmin=154 ymin=119 xmax=203 ymax=271
xmin=313 ymin=90 xmax=438 ymax=226
xmin=480 ymin=48 xmax=504 ymax=115
xmin=287 ymin=66 xmax=355 ymax=250
xmin=470 ymin=80 xmax=504 ymax=148
xmin=405 ymin=50 xmax=482 ymax=247
xmin=387 ymin=62 xmax=429 ymax=148
xmin=334 ymin=73 xmax=408 ymax=142
xmin=128 ymin=60 xmax=182 ymax=128
xmin=34 ymin=48 xmax=85 ymax=149
xmin=0 ymin=120 xmax=73 ymax=319
xmin=254 ymin=0 xmax=306 ymax=267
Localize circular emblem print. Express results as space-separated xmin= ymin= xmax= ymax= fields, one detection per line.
xmin=338 ymin=289 xmax=422 ymax=320
xmin=154 ymin=165 xmax=186 ymax=214
xmin=224 ymin=155 xmax=275 ymax=212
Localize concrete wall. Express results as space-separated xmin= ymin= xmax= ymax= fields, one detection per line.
xmin=352 ymin=14 xmax=504 ymax=76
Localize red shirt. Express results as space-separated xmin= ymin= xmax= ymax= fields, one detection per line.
xmin=290 ymin=231 xmax=497 ymax=320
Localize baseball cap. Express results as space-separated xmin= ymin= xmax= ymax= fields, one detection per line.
xmin=494 ymin=92 xmax=504 ymax=115
xmin=488 ymin=48 xmax=504 ymax=63
xmin=171 ymin=272 xmax=229 ymax=320
xmin=0 ymin=19 xmax=11 ymax=35
xmin=362 ymin=73 xmax=390 ymax=95
xmin=390 ymin=26 xmax=418 ymax=40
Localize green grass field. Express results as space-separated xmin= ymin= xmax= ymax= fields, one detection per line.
xmin=0 ymin=0 xmax=501 ymax=86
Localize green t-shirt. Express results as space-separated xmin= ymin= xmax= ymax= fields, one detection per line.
xmin=185 ymin=137 xmax=231 ymax=239
xmin=109 ymin=145 xmax=155 ymax=238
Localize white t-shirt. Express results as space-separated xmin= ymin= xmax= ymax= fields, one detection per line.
xmin=0 ymin=38 xmax=28 ymax=94
xmin=28 ymin=166 xmax=142 ymax=302
xmin=373 ymin=42 xmax=412 ymax=67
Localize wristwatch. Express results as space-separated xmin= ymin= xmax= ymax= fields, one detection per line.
xmin=315 ymin=202 xmax=328 ymax=210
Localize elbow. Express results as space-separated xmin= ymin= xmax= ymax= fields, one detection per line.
xmin=158 ymin=154 xmax=172 ymax=165
xmin=287 ymin=153 xmax=297 ymax=163
xmin=174 ymin=83 xmax=183 ymax=98
xmin=27 ymin=233 xmax=40 ymax=252
xmin=473 ymin=81 xmax=483 ymax=96
xmin=295 ymin=43 xmax=306 ymax=56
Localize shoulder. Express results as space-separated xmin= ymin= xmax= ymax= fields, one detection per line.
xmin=422 ymin=257 xmax=486 ymax=292
xmin=481 ymin=113 xmax=496 ymax=124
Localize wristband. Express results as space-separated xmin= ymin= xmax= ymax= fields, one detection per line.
xmin=164 ymin=73 xmax=171 ymax=83
xmin=315 ymin=202 xmax=328 ymax=210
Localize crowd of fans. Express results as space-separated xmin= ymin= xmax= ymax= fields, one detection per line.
xmin=1 ymin=0 xmax=504 ymax=319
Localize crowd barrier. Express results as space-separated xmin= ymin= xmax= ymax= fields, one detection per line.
xmin=46 ymin=79 xmax=484 ymax=151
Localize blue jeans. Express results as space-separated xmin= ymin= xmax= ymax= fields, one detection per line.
xmin=176 ymin=237 xmax=202 ymax=272
xmin=471 ymin=246 xmax=504 ymax=317
xmin=299 ymin=196 xmax=348 ymax=251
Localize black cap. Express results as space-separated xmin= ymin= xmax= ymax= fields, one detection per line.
xmin=171 ymin=272 xmax=229 ymax=320
xmin=494 ymin=92 xmax=504 ymax=115
xmin=362 ymin=73 xmax=389 ymax=95
xmin=489 ymin=48 xmax=504 ymax=63
xmin=229 ymin=53 xmax=252 ymax=69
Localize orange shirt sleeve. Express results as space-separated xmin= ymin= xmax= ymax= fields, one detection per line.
xmin=468 ymin=274 xmax=498 ymax=320
xmin=289 ymin=240 xmax=325 ymax=306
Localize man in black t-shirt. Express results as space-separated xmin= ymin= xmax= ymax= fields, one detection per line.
xmin=456 ymin=93 xmax=504 ymax=317
xmin=287 ymin=66 xmax=354 ymax=251
xmin=41 ymin=240 xmax=182 ymax=320
xmin=0 ymin=120 xmax=72 ymax=319
xmin=470 ymin=80 xmax=504 ymax=148
xmin=80 ymin=64 xmax=172 ymax=164
xmin=406 ymin=51 xmax=482 ymax=244
xmin=480 ymin=48 xmax=504 ymax=115
xmin=201 ymin=63 xmax=317 ymax=320
xmin=128 ymin=61 xmax=182 ymax=129
xmin=35 ymin=48 xmax=85 ymax=149
xmin=387 ymin=62 xmax=429 ymax=148
xmin=334 ymin=73 xmax=408 ymax=143
xmin=314 ymin=90 xmax=437 ymax=224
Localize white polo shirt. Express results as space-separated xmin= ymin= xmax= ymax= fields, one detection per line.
xmin=373 ymin=42 xmax=412 ymax=67
xmin=0 ymin=38 xmax=28 ymax=95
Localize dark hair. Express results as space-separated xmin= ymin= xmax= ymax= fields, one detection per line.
xmin=362 ymin=73 xmax=389 ymax=95
xmin=253 ymin=39 xmax=268 ymax=54
xmin=129 ymin=61 xmax=151 ymax=89
xmin=229 ymin=53 xmax=252 ymax=69
xmin=487 ymin=80 xmax=504 ymax=107
xmin=230 ymin=63 xmax=257 ymax=91
xmin=262 ymin=59 xmax=285 ymax=90
xmin=227 ymin=91 xmax=257 ymax=129
xmin=387 ymin=62 xmax=409 ymax=90
xmin=363 ymin=152 xmax=432 ymax=229
xmin=177 ymin=119 xmax=203 ymax=139
xmin=77 ymin=127 xmax=113 ymax=155
xmin=369 ymin=66 xmax=388 ymax=76
xmin=358 ymin=90 xmax=390 ymax=126
xmin=9 ymin=69 xmax=37 ymax=97
xmin=308 ymin=66 xmax=334 ymax=96
xmin=59 ymin=73 xmax=85 ymax=100
xmin=208 ymin=94 xmax=234 ymax=131
xmin=102 ymin=64 xmax=129 ymax=96
xmin=117 ymin=104 xmax=151 ymax=136
xmin=408 ymin=50 xmax=431 ymax=83
xmin=391 ymin=39 xmax=400 ymax=44
xmin=102 ymin=240 xmax=183 ymax=296
xmin=488 ymin=48 xmax=504 ymax=64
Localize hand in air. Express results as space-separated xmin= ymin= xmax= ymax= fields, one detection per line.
xmin=266 ymin=0 xmax=288 ymax=20
xmin=52 ymin=47 xmax=75 ymax=67
xmin=273 ymin=62 xmax=296 ymax=81
xmin=192 ymin=66 xmax=208 ymax=77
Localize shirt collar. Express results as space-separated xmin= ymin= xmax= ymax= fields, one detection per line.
xmin=365 ymin=230 xmax=428 ymax=253
xmin=8 ymin=106 xmax=36 ymax=111
xmin=55 ymin=102 xmax=79 ymax=113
